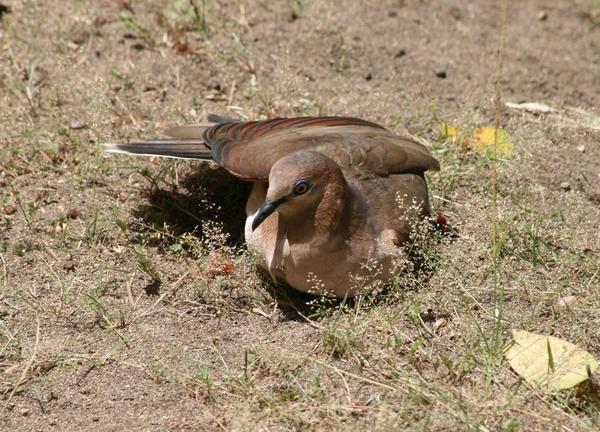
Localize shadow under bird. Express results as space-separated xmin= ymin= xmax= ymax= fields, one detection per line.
xmin=105 ymin=116 xmax=440 ymax=297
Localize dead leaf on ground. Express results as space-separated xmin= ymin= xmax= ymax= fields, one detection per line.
xmin=439 ymin=121 xmax=514 ymax=158
xmin=506 ymin=329 xmax=598 ymax=392
xmin=471 ymin=127 xmax=514 ymax=158
xmin=505 ymin=102 xmax=557 ymax=114
xmin=506 ymin=101 xmax=600 ymax=131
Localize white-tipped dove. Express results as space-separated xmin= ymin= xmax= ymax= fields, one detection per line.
xmin=106 ymin=116 xmax=440 ymax=297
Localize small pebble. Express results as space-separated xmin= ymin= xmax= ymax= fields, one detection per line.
xmin=66 ymin=208 xmax=81 ymax=219
xmin=576 ymin=145 xmax=585 ymax=153
xmin=63 ymin=260 xmax=76 ymax=272
xmin=435 ymin=70 xmax=447 ymax=79
xmin=118 ymin=193 xmax=128 ymax=203
xmin=365 ymin=73 xmax=372 ymax=81
xmin=69 ymin=121 xmax=87 ymax=130
xmin=3 ymin=204 xmax=17 ymax=215
xmin=420 ymin=307 xmax=435 ymax=322
xmin=433 ymin=318 xmax=447 ymax=332
xmin=395 ymin=49 xmax=406 ymax=58
xmin=537 ymin=10 xmax=548 ymax=21
xmin=20 ymin=408 xmax=30 ymax=417
xmin=559 ymin=182 xmax=571 ymax=191
xmin=436 ymin=213 xmax=448 ymax=226
xmin=66 ymin=41 xmax=79 ymax=51
xmin=555 ymin=295 xmax=581 ymax=311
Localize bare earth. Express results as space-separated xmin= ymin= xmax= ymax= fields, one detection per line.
xmin=1 ymin=0 xmax=600 ymax=430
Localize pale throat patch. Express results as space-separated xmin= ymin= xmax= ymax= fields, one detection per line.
xmin=244 ymin=183 xmax=288 ymax=273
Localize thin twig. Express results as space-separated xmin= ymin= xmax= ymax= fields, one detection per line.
xmin=227 ymin=79 xmax=236 ymax=106
xmin=126 ymin=272 xmax=136 ymax=306
xmin=331 ymin=364 xmax=352 ymax=405
xmin=3 ymin=315 xmax=41 ymax=412
xmin=491 ymin=0 xmax=509 ymax=350
xmin=134 ymin=271 xmax=189 ymax=321
xmin=0 ymin=252 xmax=7 ymax=301
xmin=309 ymin=356 xmax=398 ymax=392
xmin=15 ymin=194 xmax=32 ymax=231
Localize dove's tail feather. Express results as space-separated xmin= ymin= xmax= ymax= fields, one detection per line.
xmin=104 ymin=140 xmax=213 ymax=160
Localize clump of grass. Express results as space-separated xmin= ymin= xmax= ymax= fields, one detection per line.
xmin=109 ymin=68 xmax=134 ymax=90
xmin=583 ymin=0 xmax=600 ymax=24
xmin=118 ymin=10 xmax=150 ymax=35
xmin=287 ymin=0 xmax=305 ymax=21
xmin=322 ymin=327 xmax=363 ymax=359
xmin=133 ymin=246 xmax=161 ymax=285
xmin=158 ymin=0 xmax=209 ymax=36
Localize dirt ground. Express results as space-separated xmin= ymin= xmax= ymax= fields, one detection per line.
xmin=1 ymin=0 xmax=600 ymax=430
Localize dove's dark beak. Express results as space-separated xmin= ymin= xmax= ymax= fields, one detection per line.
xmin=252 ymin=198 xmax=286 ymax=231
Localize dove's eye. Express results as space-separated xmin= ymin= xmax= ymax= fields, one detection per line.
xmin=293 ymin=179 xmax=312 ymax=195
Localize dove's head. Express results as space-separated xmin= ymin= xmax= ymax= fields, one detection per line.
xmin=251 ymin=151 xmax=348 ymax=231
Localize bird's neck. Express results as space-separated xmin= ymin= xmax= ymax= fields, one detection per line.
xmin=284 ymin=178 xmax=353 ymax=245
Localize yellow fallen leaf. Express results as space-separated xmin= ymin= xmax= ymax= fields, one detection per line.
xmin=471 ymin=126 xmax=514 ymax=158
xmin=439 ymin=122 xmax=514 ymax=158
xmin=439 ymin=121 xmax=462 ymax=138
xmin=506 ymin=329 xmax=598 ymax=392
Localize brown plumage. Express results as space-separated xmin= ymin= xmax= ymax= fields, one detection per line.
xmin=105 ymin=116 xmax=440 ymax=297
